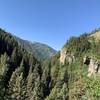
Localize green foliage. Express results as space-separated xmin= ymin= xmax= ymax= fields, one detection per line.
xmin=83 ymin=77 xmax=100 ymax=99
xmin=44 ymin=32 xmax=100 ymax=100
xmin=64 ymin=34 xmax=91 ymax=56
xmin=8 ymin=60 xmax=26 ymax=100
xmin=0 ymin=28 xmax=100 ymax=100
xmin=0 ymin=53 xmax=9 ymax=76
xmin=0 ymin=29 xmax=43 ymax=99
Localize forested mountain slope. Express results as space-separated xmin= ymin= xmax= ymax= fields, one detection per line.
xmin=0 ymin=28 xmax=100 ymax=100
xmin=0 ymin=29 xmax=44 ymax=100
xmin=43 ymin=29 xmax=100 ymax=100
xmin=15 ymin=36 xmax=56 ymax=61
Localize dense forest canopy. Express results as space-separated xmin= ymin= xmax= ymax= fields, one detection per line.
xmin=0 ymin=28 xmax=100 ymax=100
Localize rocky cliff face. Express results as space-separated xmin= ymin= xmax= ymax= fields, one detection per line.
xmin=60 ymin=48 xmax=100 ymax=77
xmin=83 ymin=56 xmax=100 ymax=77
xmin=60 ymin=48 xmax=75 ymax=65
xmin=60 ymin=48 xmax=67 ymax=64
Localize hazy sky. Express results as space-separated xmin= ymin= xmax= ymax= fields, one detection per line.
xmin=0 ymin=0 xmax=100 ymax=50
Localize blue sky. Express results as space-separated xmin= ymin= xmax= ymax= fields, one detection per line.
xmin=0 ymin=0 xmax=100 ymax=50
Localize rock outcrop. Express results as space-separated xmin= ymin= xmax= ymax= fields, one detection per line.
xmin=83 ymin=56 xmax=100 ymax=77
xmin=60 ymin=48 xmax=75 ymax=65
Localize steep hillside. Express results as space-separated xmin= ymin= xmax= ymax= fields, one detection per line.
xmin=15 ymin=36 xmax=56 ymax=61
xmin=43 ymin=30 xmax=100 ymax=100
xmin=0 ymin=28 xmax=100 ymax=100
xmin=0 ymin=29 xmax=45 ymax=100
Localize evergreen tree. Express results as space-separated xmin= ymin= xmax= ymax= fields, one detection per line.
xmin=30 ymin=77 xmax=44 ymax=100
xmin=8 ymin=59 xmax=26 ymax=100
xmin=0 ymin=53 xmax=10 ymax=99
xmin=26 ymin=65 xmax=35 ymax=100
xmin=0 ymin=53 xmax=9 ymax=77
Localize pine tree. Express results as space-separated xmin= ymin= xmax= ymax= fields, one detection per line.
xmin=11 ymin=47 xmax=18 ymax=66
xmin=0 ymin=53 xmax=9 ymax=76
xmin=30 ymin=77 xmax=44 ymax=100
xmin=0 ymin=53 xmax=10 ymax=99
xmin=8 ymin=59 xmax=26 ymax=100
xmin=26 ymin=65 xmax=35 ymax=99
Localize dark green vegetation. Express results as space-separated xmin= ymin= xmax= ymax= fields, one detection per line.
xmin=0 ymin=28 xmax=100 ymax=100
xmin=15 ymin=36 xmax=56 ymax=61
xmin=0 ymin=29 xmax=43 ymax=100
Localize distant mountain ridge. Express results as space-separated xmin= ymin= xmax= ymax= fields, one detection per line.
xmin=15 ymin=36 xmax=57 ymax=61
